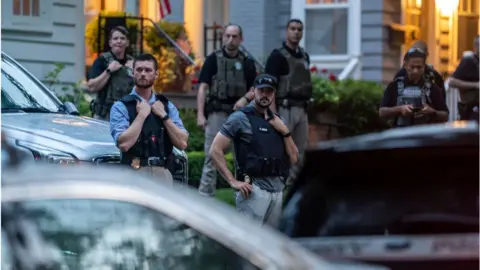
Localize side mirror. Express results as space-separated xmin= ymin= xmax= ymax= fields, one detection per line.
xmin=63 ymin=101 xmax=79 ymax=115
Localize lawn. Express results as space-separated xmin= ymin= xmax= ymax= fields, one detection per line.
xmin=215 ymin=188 xmax=235 ymax=206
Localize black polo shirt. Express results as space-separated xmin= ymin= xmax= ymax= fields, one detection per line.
xmin=265 ymin=42 xmax=311 ymax=81
xmin=198 ymin=48 xmax=257 ymax=90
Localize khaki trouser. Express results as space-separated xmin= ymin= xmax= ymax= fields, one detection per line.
xmin=278 ymin=106 xmax=308 ymax=187
xmin=235 ymin=184 xmax=283 ymax=228
xmin=94 ymin=113 xmax=110 ymax=121
xmin=198 ymin=112 xmax=230 ymax=197
xmin=137 ymin=166 xmax=173 ymax=186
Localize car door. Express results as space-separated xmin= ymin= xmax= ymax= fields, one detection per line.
xmin=1 ymin=196 xmax=260 ymax=270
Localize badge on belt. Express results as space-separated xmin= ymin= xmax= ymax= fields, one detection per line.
xmin=131 ymin=157 xmax=141 ymax=169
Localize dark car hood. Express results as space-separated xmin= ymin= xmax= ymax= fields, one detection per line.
xmin=1 ymin=112 xmax=119 ymax=160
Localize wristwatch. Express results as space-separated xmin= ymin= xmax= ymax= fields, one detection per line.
xmin=282 ymin=131 xmax=291 ymax=138
xmin=106 ymin=68 xmax=112 ymax=74
xmin=161 ymin=114 xmax=170 ymax=122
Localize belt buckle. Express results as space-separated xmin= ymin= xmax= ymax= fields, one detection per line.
xmin=147 ymin=157 xmax=161 ymax=167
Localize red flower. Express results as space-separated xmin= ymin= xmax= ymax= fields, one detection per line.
xmin=191 ymin=77 xmax=199 ymax=84
xmin=309 ymin=66 xmax=317 ymax=73
xmin=194 ymin=65 xmax=201 ymax=72
xmin=321 ymin=68 xmax=328 ymax=73
xmin=328 ymin=73 xmax=337 ymax=81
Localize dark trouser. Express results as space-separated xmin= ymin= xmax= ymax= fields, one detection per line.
xmin=458 ymin=102 xmax=479 ymax=122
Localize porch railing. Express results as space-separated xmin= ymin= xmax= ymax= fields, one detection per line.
xmin=203 ymin=23 xmax=265 ymax=72
xmin=445 ymin=79 xmax=460 ymax=122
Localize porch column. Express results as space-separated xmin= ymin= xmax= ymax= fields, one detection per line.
xmin=184 ymin=0 xmax=204 ymax=59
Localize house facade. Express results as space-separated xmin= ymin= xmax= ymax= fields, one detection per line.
xmin=1 ymin=0 xmax=85 ymax=89
xmin=2 ymin=0 xmax=478 ymax=88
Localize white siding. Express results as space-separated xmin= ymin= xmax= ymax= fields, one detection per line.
xmin=1 ymin=0 xmax=85 ymax=91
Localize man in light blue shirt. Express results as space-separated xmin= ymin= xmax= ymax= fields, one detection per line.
xmin=109 ymin=53 xmax=189 ymax=183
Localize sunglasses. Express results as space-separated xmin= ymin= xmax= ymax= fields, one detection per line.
xmin=255 ymin=76 xmax=277 ymax=86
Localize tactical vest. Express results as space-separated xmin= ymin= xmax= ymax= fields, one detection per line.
xmin=395 ymin=76 xmax=433 ymax=127
xmin=234 ymin=106 xmax=290 ymax=180
xmin=119 ymin=94 xmax=174 ymax=169
xmin=277 ymin=47 xmax=313 ymax=105
xmin=206 ymin=50 xmax=247 ymax=114
xmin=94 ymin=52 xmax=135 ymax=117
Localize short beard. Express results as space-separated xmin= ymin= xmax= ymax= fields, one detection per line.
xmin=255 ymin=99 xmax=271 ymax=109
xmin=135 ymin=80 xmax=154 ymax=89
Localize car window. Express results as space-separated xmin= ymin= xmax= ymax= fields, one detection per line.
xmin=1 ymin=56 xmax=60 ymax=112
xmin=3 ymin=199 xmax=258 ymax=270
xmin=281 ymin=146 xmax=479 ymax=237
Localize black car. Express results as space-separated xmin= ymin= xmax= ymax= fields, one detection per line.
xmin=280 ymin=121 xmax=479 ymax=270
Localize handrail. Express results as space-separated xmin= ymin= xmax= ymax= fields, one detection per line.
xmin=239 ymin=45 xmax=265 ymax=72
xmin=337 ymin=57 xmax=359 ymax=80
xmin=142 ymin=17 xmax=195 ymax=65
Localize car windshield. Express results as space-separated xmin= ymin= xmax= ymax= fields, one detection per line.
xmin=1 ymin=55 xmax=61 ymax=113
xmin=2 ymin=199 xmax=258 ymax=270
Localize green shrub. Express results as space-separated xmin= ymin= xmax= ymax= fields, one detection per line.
xmin=188 ymin=151 xmax=234 ymax=189
xmin=44 ymin=63 xmax=92 ymax=117
xmin=310 ymin=76 xmax=388 ymax=137
xmin=179 ymin=108 xmax=205 ymax=152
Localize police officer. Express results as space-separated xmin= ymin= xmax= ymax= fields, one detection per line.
xmin=449 ymin=35 xmax=479 ymax=122
xmin=196 ymin=23 xmax=257 ymax=197
xmin=87 ymin=26 xmax=135 ymax=121
xmin=263 ymin=19 xmax=312 ymax=189
xmin=394 ymin=41 xmax=446 ymax=99
xmin=109 ymin=53 xmax=189 ymax=183
xmin=379 ymin=48 xmax=449 ymax=127
xmin=209 ymin=74 xmax=298 ymax=226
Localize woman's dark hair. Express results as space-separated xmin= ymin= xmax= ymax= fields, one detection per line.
xmin=108 ymin=26 xmax=129 ymax=40
xmin=403 ymin=47 xmax=426 ymax=62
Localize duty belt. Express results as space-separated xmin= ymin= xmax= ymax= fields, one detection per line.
xmin=278 ymin=98 xmax=314 ymax=108
xmin=132 ymin=156 xmax=167 ymax=167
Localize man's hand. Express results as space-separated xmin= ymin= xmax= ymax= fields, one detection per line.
xmin=245 ymin=88 xmax=254 ymax=101
xmin=107 ymin=61 xmax=122 ymax=73
xmin=268 ymin=114 xmax=289 ymax=135
xmin=421 ymin=104 xmax=436 ymax=115
xmin=230 ymin=179 xmax=253 ymax=198
xmin=151 ymin=101 xmax=167 ymax=118
xmin=197 ymin=113 xmax=207 ymax=129
xmin=397 ymin=104 xmax=413 ymax=116
xmin=136 ymin=100 xmax=151 ymax=118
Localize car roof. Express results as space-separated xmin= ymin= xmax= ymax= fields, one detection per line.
xmin=1 ymin=164 xmax=334 ymax=269
xmin=308 ymin=121 xmax=478 ymax=153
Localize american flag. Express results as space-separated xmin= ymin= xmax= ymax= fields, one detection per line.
xmin=158 ymin=0 xmax=172 ymax=20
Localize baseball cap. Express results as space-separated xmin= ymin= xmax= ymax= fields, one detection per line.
xmin=254 ymin=74 xmax=277 ymax=91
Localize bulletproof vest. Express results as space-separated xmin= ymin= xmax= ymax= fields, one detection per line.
xmin=277 ymin=47 xmax=313 ymax=102
xmin=395 ymin=76 xmax=433 ymax=127
xmin=119 ymin=94 xmax=174 ymax=168
xmin=94 ymin=52 xmax=135 ymax=117
xmin=208 ymin=50 xmax=247 ymax=110
xmin=234 ymin=106 xmax=290 ymax=179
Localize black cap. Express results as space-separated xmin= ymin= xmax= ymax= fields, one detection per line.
xmin=254 ymin=74 xmax=277 ymax=91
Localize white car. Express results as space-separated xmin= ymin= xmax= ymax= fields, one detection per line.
xmin=2 ymin=163 xmax=387 ymax=270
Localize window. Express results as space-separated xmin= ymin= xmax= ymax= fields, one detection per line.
xmin=305 ymin=8 xmax=348 ymax=55
xmin=13 ymin=0 xmax=40 ymax=16
xmin=2 ymin=199 xmax=258 ymax=269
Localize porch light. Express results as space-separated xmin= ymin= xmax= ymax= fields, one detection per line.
xmin=435 ymin=0 xmax=459 ymax=16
